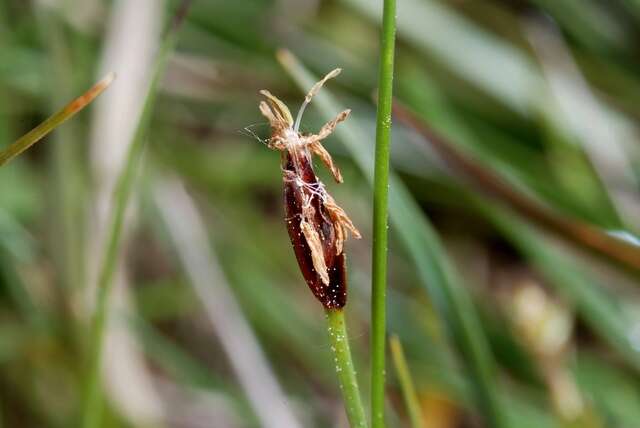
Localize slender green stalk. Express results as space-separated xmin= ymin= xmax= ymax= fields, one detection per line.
xmin=0 ymin=74 xmax=114 ymax=167
xmin=81 ymin=3 xmax=191 ymax=427
xmin=326 ymin=309 xmax=368 ymax=428
xmin=371 ymin=0 xmax=397 ymax=426
xmin=389 ymin=335 xmax=424 ymax=428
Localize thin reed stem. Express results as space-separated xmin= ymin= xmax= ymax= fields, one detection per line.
xmin=371 ymin=0 xmax=397 ymax=426
xmin=390 ymin=335 xmax=424 ymax=428
xmin=326 ymin=309 xmax=368 ymax=428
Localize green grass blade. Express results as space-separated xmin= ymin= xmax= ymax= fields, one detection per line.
xmin=278 ymin=50 xmax=509 ymax=428
xmin=476 ymin=202 xmax=640 ymax=374
xmin=371 ymin=0 xmax=397 ymax=426
xmin=0 ymin=73 xmax=114 ymax=167
xmin=392 ymin=102 xmax=640 ymax=273
xmin=81 ymin=3 xmax=191 ymax=427
xmin=389 ymin=335 xmax=424 ymax=428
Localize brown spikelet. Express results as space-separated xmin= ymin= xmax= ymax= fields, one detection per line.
xmin=258 ymin=69 xmax=360 ymax=309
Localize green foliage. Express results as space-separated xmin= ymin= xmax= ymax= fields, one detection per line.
xmin=2 ymin=0 xmax=640 ymax=427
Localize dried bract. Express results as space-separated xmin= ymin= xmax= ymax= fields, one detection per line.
xmin=259 ymin=69 xmax=361 ymax=309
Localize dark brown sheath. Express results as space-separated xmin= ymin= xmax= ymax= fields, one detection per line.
xmin=282 ymin=150 xmax=347 ymax=309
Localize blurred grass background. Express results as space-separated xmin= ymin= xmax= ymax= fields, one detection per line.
xmin=3 ymin=0 xmax=640 ymax=427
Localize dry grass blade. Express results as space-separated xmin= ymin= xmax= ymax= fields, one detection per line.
xmin=0 ymin=73 xmax=115 ymax=167
xmin=392 ymin=101 xmax=640 ymax=273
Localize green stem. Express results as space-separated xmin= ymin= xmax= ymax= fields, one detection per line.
xmin=371 ymin=0 xmax=396 ymax=426
xmin=81 ymin=3 xmax=190 ymax=427
xmin=389 ymin=335 xmax=424 ymax=428
xmin=326 ymin=309 xmax=368 ymax=428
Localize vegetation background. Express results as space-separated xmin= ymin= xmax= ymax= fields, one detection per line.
xmin=2 ymin=0 xmax=640 ymax=427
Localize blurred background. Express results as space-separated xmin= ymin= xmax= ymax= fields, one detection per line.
xmin=3 ymin=0 xmax=640 ymax=427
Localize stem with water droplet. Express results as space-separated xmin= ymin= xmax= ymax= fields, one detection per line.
xmin=371 ymin=0 xmax=397 ymax=426
xmin=326 ymin=308 xmax=368 ymax=428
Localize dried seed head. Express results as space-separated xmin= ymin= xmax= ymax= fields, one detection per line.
xmin=258 ymin=69 xmax=360 ymax=309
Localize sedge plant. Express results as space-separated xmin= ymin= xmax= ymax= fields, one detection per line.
xmin=259 ymin=60 xmax=367 ymax=427
xmin=279 ymin=51 xmax=509 ymax=428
